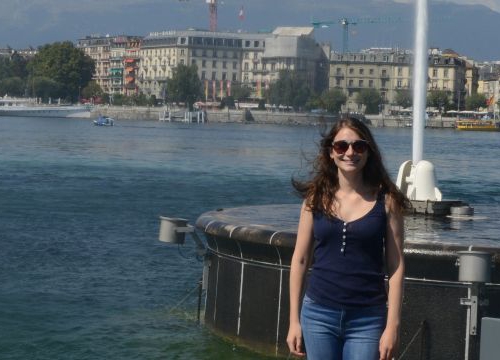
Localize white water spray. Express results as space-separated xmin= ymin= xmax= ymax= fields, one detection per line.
xmin=412 ymin=0 xmax=428 ymax=164
xmin=396 ymin=0 xmax=442 ymax=203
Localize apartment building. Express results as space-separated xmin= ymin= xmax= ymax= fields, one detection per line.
xmin=139 ymin=29 xmax=257 ymax=99
xmin=261 ymin=27 xmax=329 ymax=94
xmin=138 ymin=27 xmax=328 ymax=99
xmin=477 ymin=63 xmax=500 ymax=108
xmin=77 ymin=34 xmax=142 ymax=95
xmin=329 ymin=48 xmax=469 ymax=112
xmin=123 ymin=37 xmax=141 ymax=96
xmin=109 ymin=37 xmax=127 ymax=94
xmin=77 ymin=35 xmax=114 ymax=93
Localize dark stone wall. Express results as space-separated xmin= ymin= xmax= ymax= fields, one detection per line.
xmin=196 ymin=204 xmax=500 ymax=359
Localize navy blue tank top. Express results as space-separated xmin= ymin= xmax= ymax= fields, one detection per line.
xmin=306 ymin=193 xmax=387 ymax=308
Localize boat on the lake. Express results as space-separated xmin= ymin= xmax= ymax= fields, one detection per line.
xmin=0 ymin=96 xmax=92 ymax=118
xmin=455 ymin=119 xmax=500 ymax=131
xmin=93 ymin=115 xmax=114 ymax=126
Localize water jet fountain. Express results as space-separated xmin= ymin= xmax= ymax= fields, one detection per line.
xmin=396 ymin=0 xmax=473 ymax=217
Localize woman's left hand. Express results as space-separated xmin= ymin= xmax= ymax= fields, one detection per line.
xmin=379 ymin=325 xmax=399 ymax=360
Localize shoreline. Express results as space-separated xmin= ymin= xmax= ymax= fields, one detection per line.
xmin=91 ymin=106 xmax=456 ymax=128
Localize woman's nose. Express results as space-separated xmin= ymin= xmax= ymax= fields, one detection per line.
xmin=344 ymin=143 xmax=355 ymax=155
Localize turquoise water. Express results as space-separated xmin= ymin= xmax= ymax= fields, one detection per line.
xmin=0 ymin=117 xmax=498 ymax=359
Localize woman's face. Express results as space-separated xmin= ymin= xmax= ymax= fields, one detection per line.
xmin=330 ymin=127 xmax=369 ymax=175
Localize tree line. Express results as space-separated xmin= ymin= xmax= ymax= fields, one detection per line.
xmin=0 ymin=42 xmax=94 ymax=103
xmin=0 ymin=41 xmax=491 ymax=112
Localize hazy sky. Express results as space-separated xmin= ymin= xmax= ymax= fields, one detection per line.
xmin=1 ymin=0 xmax=499 ymax=59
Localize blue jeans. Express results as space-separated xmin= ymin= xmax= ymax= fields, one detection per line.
xmin=300 ymin=295 xmax=386 ymax=360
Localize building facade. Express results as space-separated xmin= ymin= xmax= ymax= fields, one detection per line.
xmin=77 ymin=35 xmax=142 ymax=96
xmin=77 ymin=35 xmax=114 ymax=93
xmin=137 ymin=27 xmax=328 ymax=100
xmin=139 ymin=29 xmax=251 ymax=100
xmin=329 ymin=48 xmax=470 ymax=112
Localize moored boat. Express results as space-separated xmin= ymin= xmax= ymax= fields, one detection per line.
xmin=0 ymin=96 xmax=91 ymax=118
xmin=455 ymin=119 xmax=500 ymax=131
xmin=93 ymin=116 xmax=114 ymax=126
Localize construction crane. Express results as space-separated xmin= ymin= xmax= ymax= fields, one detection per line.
xmin=180 ymin=0 xmax=219 ymax=32
xmin=312 ymin=16 xmax=406 ymax=54
xmin=207 ymin=0 xmax=218 ymax=32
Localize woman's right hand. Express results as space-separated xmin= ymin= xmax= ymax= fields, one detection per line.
xmin=287 ymin=321 xmax=306 ymax=357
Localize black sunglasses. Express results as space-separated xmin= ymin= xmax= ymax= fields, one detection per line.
xmin=332 ymin=140 xmax=369 ymax=154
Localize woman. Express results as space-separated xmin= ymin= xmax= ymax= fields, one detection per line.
xmin=287 ymin=117 xmax=408 ymax=360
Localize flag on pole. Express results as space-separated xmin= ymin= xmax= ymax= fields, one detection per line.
xmin=220 ymin=80 xmax=224 ymax=99
xmin=212 ymin=80 xmax=216 ymax=102
xmin=487 ymin=95 xmax=495 ymax=106
xmin=204 ymin=80 xmax=208 ymax=101
xmin=238 ymin=6 xmax=244 ymax=21
xmin=227 ymin=80 xmax=231 ymax=97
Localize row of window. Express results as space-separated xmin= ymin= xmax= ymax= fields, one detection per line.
xmin=186 ymin=37 xmax=264 ymax=48
xmin=336 ymin=67 xmax=389 ymax=76
xmin=192 ymin=60 xmax=238 ymax=69
xmin=200 ymin=71 xmax=238 ymax=81
xmin=337 ymin=66 xmax=450 ymax=78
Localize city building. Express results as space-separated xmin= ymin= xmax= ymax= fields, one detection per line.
xmin=123 ymin=37 xmax=141 ymax=96
xmin=77 ymin=34 xmax=142 ymax=95
xmin=139 ymin=29 xmax=254 ymax=100
xmin=329 ymin=47 xmax=469 ymax=112
xmin=0 ymin=47 xmax=37 ymax=59
xmin=138 ymin=27 xmax=328 ymax=100
xmin=477 ymin=63 xmax=500 ymax=110
xmin=77 ymin=35 xmax=114 ymax=93
xmin=260 ymin=27 xmax=329 ymax=94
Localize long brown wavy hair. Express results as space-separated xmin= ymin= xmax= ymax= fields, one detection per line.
xmin=293 ymin=116 xmax=410 ymax=216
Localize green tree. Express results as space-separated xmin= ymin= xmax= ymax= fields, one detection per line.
xmin=220 ymin=96 xmax=236 ymax=109
xmin=465 ymin=93 xmax=487 ymax=111
xmin=321 ymin=88 xmax=347 ymax=113
xmin=0 ymin=57 xmax=10 ymax=80
xmin=0 ymin=77 xmax=25 ymax=96
xmin=394 ymin=90 xmax=412 ymax=109
xmin=28 ymin=41 xmax=94 ymax=102
xmin=81 ymin=81 xmax=103 ymax=100
xmin=9 ymin=52 xmax=28 ymax=79
xmin=268 ymin=70 xmax=310 ymax=110
xmin=32 ymin=76 xmax=62 ymax=101
xmin=111 ymin=93 xmax=127 ymax=106
xmin=166 ymin=63 xmax=202 ymax=110
xmin=427 ymin=90 xmax=450 ymax=109
xmin=230 ymin=84 xmax=251 ymax=101
xmin=305 ymin=93 xmax=323 ymax=110
xmin=356 ymin=88 xmax=381 ymax=114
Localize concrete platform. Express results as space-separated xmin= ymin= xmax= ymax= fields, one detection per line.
xmin=196 ymin=204 xmax=500 ymax=359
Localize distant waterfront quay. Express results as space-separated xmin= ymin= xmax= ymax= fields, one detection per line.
xmin=91 ymin=106 xmax=457 ymax=127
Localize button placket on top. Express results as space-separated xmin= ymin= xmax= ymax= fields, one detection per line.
xmin=340 ymin=221 xmax=347 ymax=254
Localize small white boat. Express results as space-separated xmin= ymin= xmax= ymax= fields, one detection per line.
xmin=93 ymin=116 xmax=114 ymax=126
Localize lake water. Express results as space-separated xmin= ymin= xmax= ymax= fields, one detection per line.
xmin=0 ymin=116 xmax=499 ymax=359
